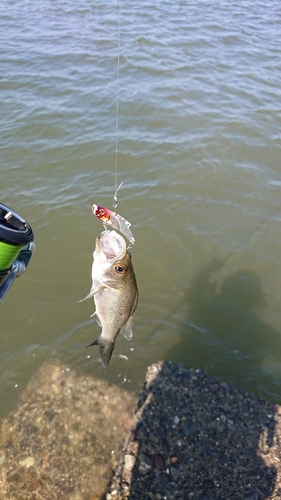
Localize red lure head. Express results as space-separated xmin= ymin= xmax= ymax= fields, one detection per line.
xmin=92 ymin=204 xmax=111 ymax=223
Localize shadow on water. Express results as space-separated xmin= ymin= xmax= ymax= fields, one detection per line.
xmin=105 ymin=260 xmax=281 ymax=497
xmin=108 ymin=360 xmax=278 ymax=499
xmin=166 ymin=258 xmax=281 ymax=402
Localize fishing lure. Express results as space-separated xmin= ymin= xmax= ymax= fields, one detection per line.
xmin=92 ymin=204 xmax=135 ymax=247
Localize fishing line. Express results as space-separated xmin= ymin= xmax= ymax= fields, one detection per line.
xmin=92 ymin=0 xmax=135 ymax=247
xmin=113 ymin=0 xmax=122 ymax=213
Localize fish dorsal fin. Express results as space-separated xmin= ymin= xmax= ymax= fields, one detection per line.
xmin=120 ymin=315 xmax=133 ymax=340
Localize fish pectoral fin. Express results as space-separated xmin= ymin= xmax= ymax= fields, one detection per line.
xmin=121 ymin=315 xmax=134 ymax=341
xmin=78 ymin=285 xmax=107 ymax=303
xmin=86 ymin=337 xmax=115 ymax=368
xmin=78 ymin=291 xmax=95 ymax=303
xmin=90 ymin=310 xmax=101 ymax=326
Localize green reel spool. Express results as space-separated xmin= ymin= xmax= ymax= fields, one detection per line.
xmin=0 ymin=204 xmax=34 ymax=272
xmin=0 ymin=241 xmax=23 ymax=272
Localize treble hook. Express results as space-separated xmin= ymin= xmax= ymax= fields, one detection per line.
xmin=113 ymin=182 xmax=123 ymax=214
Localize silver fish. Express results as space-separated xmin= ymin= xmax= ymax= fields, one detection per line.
xmin=79 ymin=229 xmax=138 ymax=368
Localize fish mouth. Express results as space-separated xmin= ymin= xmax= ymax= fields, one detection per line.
xmin=96 ymin=230 xmax=126 ymax=262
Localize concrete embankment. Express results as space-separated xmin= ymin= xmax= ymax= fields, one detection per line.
xmin=1 ymin=360 xmax=281 ymax=500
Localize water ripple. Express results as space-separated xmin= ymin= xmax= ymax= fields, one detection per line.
xmin=0 ymin=0 xmax=281 ymax=415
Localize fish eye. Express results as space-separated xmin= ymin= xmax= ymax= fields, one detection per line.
xmin=115 ymin=265 xmax=127 ymax=274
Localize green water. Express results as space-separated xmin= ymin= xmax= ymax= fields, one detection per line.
xmin=1 ymin=0 xmax=281 ymax=419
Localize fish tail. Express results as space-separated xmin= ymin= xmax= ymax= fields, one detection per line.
xmin=86 ymin=338 xmax=115 ymax=368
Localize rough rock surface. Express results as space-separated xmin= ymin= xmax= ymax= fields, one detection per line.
xmin=2 ymin=360 xmax=281 ymax=500
xmin=108 ymin=361 xmax=281 ymax=500
xmin=0 ymin=361 xmax=137 ymax=500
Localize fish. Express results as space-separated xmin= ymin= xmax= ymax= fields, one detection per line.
xmin=92 ymin=204 xmax=135 ymax=247
xmin=79 ymin=229 xmax=138 ymax=368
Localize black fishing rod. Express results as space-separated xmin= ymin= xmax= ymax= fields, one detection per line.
xmin=0 ymin=203 xmax=35 ymax=303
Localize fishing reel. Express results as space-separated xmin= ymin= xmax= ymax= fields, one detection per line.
xmin=0 ymin=203 xmax=35 ymax=303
